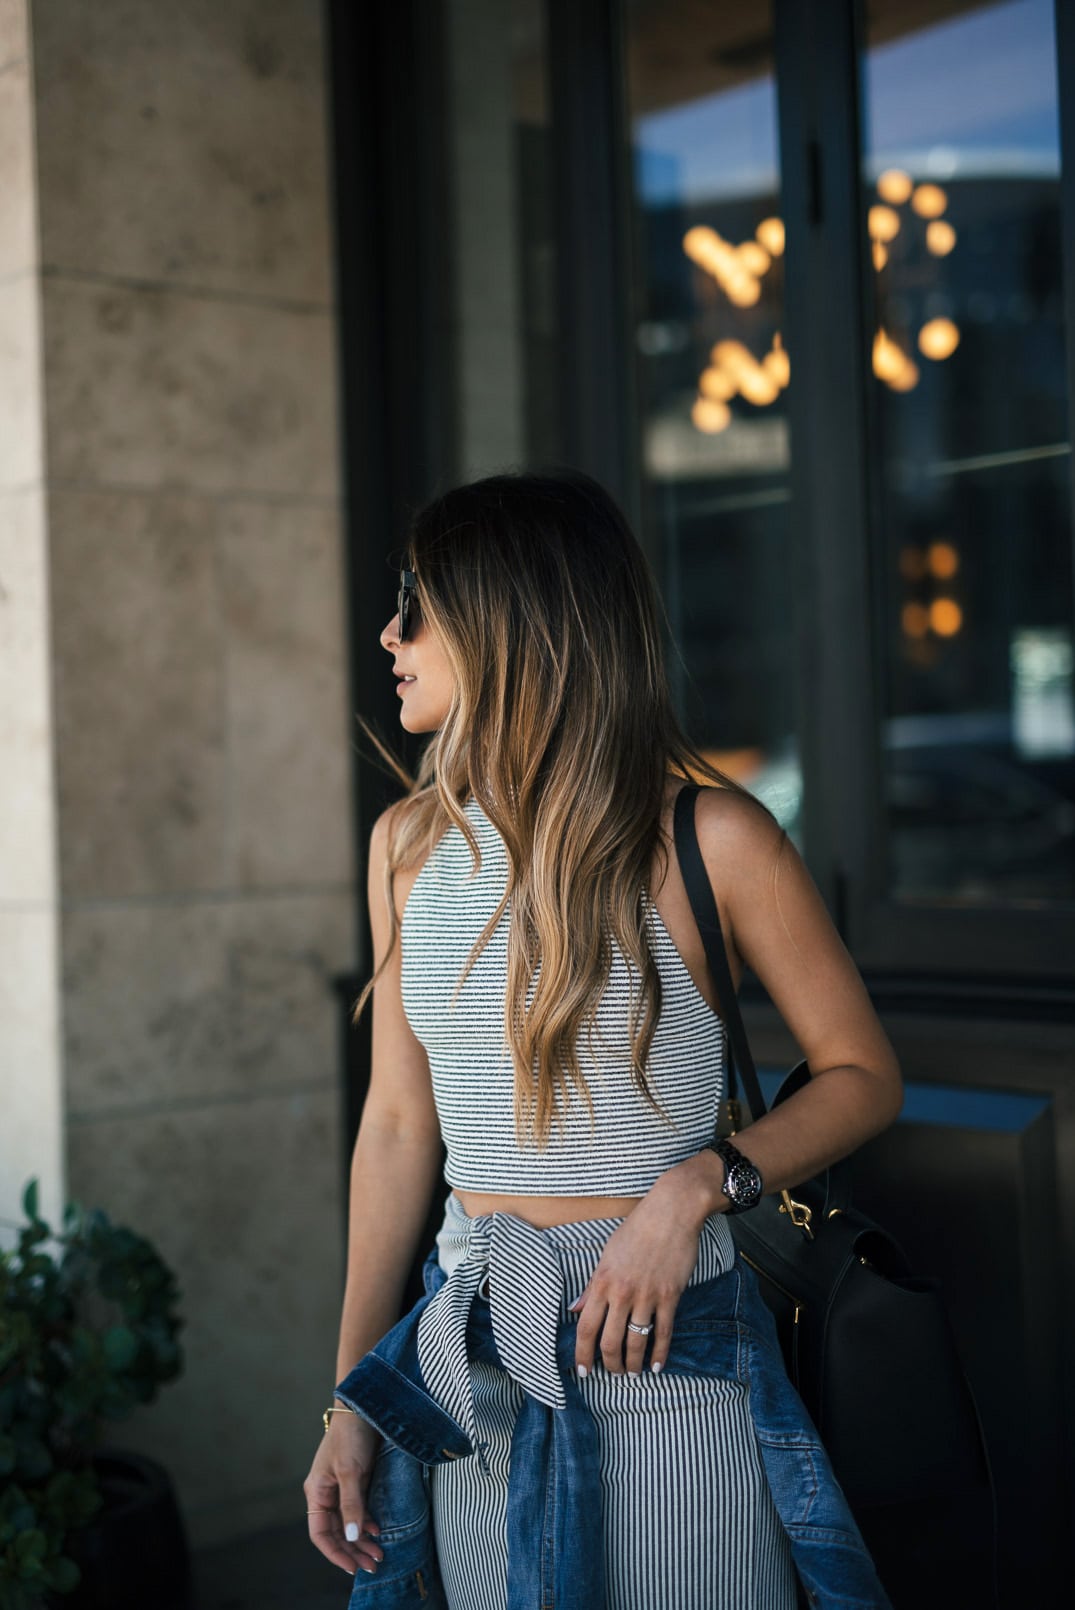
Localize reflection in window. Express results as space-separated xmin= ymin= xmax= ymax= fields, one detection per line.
xmin=862 ymin=0 xmax=1075 ymax=902
xmin=627 ymin=2 xmax=800 ymax=840
xmin=443 ymin=0 xmax=559 ymax=476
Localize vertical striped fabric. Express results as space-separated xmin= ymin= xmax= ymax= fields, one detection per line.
xmin=400 ymin=797 xmax=728 ymax=1197
xmin=428 ymin=1194 xmax=797 ymax=1610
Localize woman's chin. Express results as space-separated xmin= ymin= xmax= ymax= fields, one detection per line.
xmin=399 ymin=704 xmax=440 ymax=735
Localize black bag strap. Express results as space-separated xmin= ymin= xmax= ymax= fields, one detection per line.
xmin=673 ymin=783 xmax=859 ymax=1216
xmin=672 ymin=784 xmax=768 ymax=1127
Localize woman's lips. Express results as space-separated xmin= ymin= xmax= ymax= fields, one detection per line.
xmin=396 ymin=675 xmax=416 ymax=696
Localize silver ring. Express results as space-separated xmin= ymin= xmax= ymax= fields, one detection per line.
xmin=626 ymin=1321 xmax=653 ymax=1336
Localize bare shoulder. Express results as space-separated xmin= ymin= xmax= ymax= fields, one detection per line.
xmin=368 ymin=797 xmax=407 ymax=866
xmin=368 ymin=794 xmax=436 ymax=867
xmin=692 ymin=784 xmax=788 ymax=893
xmin=368 ymin=793 xmax=451 ymax=927
xmin=366 ymin=797 xmax=422 ymax=920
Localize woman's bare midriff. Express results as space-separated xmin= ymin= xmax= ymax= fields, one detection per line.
xmin=452 ymin=1189 xmax=645 ymax=1228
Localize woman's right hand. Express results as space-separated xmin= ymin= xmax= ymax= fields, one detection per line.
xmin=304 ymin=1412 xmax=385 ymax=1577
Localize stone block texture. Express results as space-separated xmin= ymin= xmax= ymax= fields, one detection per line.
xmin=0 ymin=53 xmax=38 ymax=278
xmin=31 ymin=0 xmax=334 ymax=304
xmin=65 ymin=1084 xmax=344 ymax=1547
xmin=41 ymin=278 xmax=338 ymax=498
xmin=1 ymin=0 xmax=356 ymax=1550
xmin=0 ymin=491 xmax=55 ymax=904
xmin=0 ymin=5 xmax=64 ymax=1235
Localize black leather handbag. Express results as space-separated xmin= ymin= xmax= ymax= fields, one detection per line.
xmin=673 ymin=785 xmax=998 ymax=1610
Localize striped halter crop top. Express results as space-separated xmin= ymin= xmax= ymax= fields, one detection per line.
xmin=400 ymin=797 xmax=727 ymax=1196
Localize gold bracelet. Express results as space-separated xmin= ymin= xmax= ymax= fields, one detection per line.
xmin=323 ymin=1403 xmax=357 ymax=1434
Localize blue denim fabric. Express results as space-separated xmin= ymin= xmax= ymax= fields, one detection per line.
xmin=335 ymin=1245 xmax=891 ymax=1610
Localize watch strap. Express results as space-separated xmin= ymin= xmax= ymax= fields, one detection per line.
xmin=708 ymin=1135 xmax=763 ymax=1213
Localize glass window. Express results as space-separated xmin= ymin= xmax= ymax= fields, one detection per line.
xmin=625 ymin=2 xmax=801 ymax=841
xmin=443 ymin=0 xmax=560 ymax=476
xmin=861 ymin=0 xmax=1075 ymax=903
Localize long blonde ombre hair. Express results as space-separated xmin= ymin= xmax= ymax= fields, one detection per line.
xmin=359 ymin=469 xmax=778 ymax=1147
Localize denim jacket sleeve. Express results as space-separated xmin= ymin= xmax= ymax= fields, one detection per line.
xmin=335 ymin=1248 xmax=892 ymax=1610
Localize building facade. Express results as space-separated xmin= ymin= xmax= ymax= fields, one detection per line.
xmin=1 ymin=0 xmax=354 ymax=1552
xmin=0 ymin=0 xmax=1072 ymax=1602
xmin=333 ymin=3 xmax=1075 ymax=1605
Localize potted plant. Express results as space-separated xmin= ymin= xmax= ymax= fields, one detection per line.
xmin=0 ymin=1178 xmax=189 ymax=1609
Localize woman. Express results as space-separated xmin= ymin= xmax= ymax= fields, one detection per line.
xmin=303 ymin=470 xmax=902 ymax=1609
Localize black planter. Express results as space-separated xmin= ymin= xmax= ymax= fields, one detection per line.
xmin=48 ymin=1448 xmax=190 ymax=1610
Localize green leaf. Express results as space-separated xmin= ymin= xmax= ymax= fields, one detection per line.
xmin=14 ymin=1435 xmax=52 ymax=1481
xmin=20 ymin=1180 xmax=39 ymax=1224
xmin=13 ymin=1529 xmax=46 ymax=1564
xmin=44 ymin=1554 xmax=81 ymax=1593
xmin=102 ymin=1325 xmax=139 ymax=1372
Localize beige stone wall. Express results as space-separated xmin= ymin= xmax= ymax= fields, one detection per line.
xmin=0 ymin=1 xmax=65 ymax=1230
xmin=2 ymin=0 xmax=356 ymax=1549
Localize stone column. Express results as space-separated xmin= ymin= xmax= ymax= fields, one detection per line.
xmin=0 ymin=0 xmax=356 ymax=1548
xmin=0 ymin=0 xmax=64 ymax=1231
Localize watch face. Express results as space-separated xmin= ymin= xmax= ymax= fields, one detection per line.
xmin=726 ymin=1160 xmax=762 ymax=1208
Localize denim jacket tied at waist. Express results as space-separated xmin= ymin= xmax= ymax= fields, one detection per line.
xmin=333 ymin=1206 xmax=892 ymax=1610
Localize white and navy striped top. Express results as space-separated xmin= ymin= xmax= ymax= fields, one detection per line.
xmin=400 ymin=797 xmax=726 ymax=1195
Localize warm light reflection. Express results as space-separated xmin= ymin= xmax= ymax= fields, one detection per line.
xmin=873 ymin=328 xmax=919 ymax=391
xmin=684 ymin=159 xmax=969 ymax=433
xmin=738 ymin=241 xmax=771 ymax=276
xmin=877 ymin=168 xmax=913 ymax=205
xmin=755 ymin=216 xmax=785 ymax=256
xmin=682 ymin=225 xmax=715 ymax=261
xmin=899 ymin=546 xmax=926 ymax=581
xmin=762 ymin=332 xmax=790 ymax=388
xmin=868 ymin=204 xmax=901 ymax=242
xmin=911 ymin=183 xmax=948 ymax=218
xmin=700 ymin=365 xmax=735 ymax=401
xmin=888 ymin=360 xmax=920 ymax=393
xmin=928 ymin=541 xmax=959 ymax=579
xmin=926 ymin=219 xmax=956 ymax=256
xmin=902 ymin=602 xmax=930 ymax=638
xmin=691 ymin=396 xmax=731 ymax=433
xmin=738 ymin=367 xmax=779 ymax=406
xmin=712 ymin=339 xmax=780 ymax=405
xmin=930 ymin=598 xmax=963 ymax=636
xmin=725 ymin=279 xmax=762 ymax=307
xmin=683 ymin=225 xmax=767 ymax=309
xmin=918 ymin=317 xmax=960 ymax=360
xmin=682 ymin=215 xmax=796 ymax=432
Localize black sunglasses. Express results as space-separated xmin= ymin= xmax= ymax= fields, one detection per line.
xmin=397 ymin=569 xmax=418 ymax=641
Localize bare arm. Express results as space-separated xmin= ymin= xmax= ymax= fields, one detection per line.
xmin=334 ymin=808 xmax=444 ymax=1374
xmin=668 ymin=786 xmax=903 ymax=1215
xmin=305 ymin=803 xmax=444 ymax=1577
xmin=573 ymin=787 xmax=903 ymax=1378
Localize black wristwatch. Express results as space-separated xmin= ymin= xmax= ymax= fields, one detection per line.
xmin=707 ymin=1137 xmax=764 ymax=1215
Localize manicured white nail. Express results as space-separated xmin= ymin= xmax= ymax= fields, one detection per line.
xmin=627 ymin=1370 xmax=641 ymax=1379
xmin=577 ymin=1364 xmax=588 ymax=1378
xmin=345 ymin=1521 xmax=359 ymax=1542
xmin=651 ymin=1361 xmax=663 ymax=1374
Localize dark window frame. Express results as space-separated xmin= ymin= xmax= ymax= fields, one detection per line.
xmin=330 ymin=0 xmax=1075 ymax=1048
xmin=772 ymin=0 xmax=1075 ymax=992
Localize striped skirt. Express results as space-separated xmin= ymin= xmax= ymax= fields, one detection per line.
xmin=428 ymin=1192 xmax=797 ymax=1610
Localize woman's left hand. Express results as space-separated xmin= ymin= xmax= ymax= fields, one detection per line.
xmin=570 ymin=1157 xmax=718 ymax=1377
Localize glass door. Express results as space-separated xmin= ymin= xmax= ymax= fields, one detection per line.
xmin=860 ymin=0 xmax=1075 ymax=909
xmin=624 ymin=2 xmax=802 ymax=841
